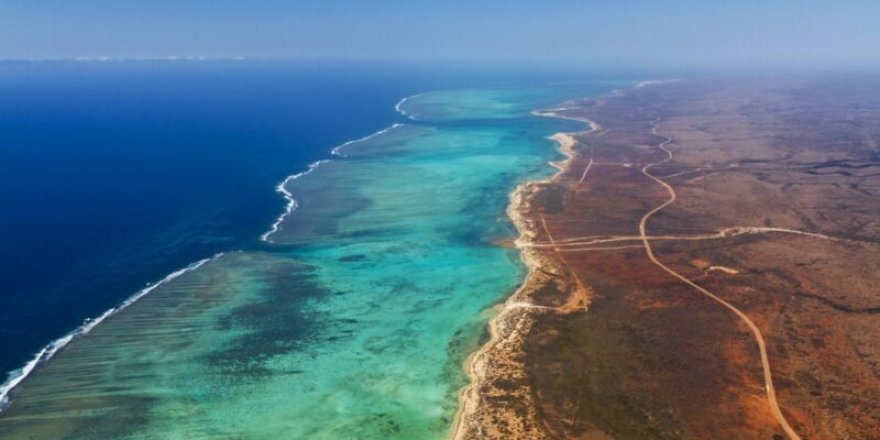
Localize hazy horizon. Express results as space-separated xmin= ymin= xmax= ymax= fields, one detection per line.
xmin=3 ymin=0 xmax=879 ymax=70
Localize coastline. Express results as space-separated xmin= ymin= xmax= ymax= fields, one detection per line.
xmin=453 ymin=77 xmax=843 ymax=438
xmin=450 ymin=106 xmax=601 ymax=439
xmin=2 ymin=87 xmax=608 ymax=436
xmin=11 ymin=75 xmax=872 ymax=438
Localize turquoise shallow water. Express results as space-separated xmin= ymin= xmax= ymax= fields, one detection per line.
xmin=0 ymin=82 xmax=619 ymax=439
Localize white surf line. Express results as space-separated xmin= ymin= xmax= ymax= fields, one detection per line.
xmin=640 ymin=121 xmax=802 ymax=440
xmin=260 ymin=159 xmax=329 ymax=243
xmin=261 ymin=123 xmax=406 ymax=243
xmin=331 ymin=123 xmax=404 ymax=157
xmin=0 ymin=253 xmax=225 ymax=413
xmin=395 ymin=93 xmax=424 ymax=120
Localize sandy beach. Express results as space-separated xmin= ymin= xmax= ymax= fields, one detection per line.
xmin=451 ymin=108 xmax=601 ymax=439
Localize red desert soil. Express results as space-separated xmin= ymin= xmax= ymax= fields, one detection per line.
xmin=453 ymin=76 xmax=880 ymax=439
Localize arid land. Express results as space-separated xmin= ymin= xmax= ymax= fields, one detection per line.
xmin=454 ymin=76 xmax=880 ymax=439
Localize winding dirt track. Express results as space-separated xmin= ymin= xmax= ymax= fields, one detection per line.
xmin=640 ymin=122 xmax=802 ymax=440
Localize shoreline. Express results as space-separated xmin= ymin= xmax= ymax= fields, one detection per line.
xmin=0 ymin=87 xmax=604 ymax=432
xmin=450 ymin=105 xmax=601 ymax=439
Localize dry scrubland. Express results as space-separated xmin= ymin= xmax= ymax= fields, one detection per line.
xmin=456 ymin=76 xmax=880 ymax=439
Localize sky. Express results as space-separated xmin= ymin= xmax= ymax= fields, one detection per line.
xmin=2 ymin=0 xmax=879 ymax=69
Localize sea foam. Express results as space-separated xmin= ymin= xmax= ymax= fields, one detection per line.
xmin=394 ymin=94 xmax=423 ymax=120
xmin=259 ymin=159 xmax=330 ymax=243
xmin=261 ymin=123 xmax=405 ymax=243
xmin=331 ymin=123 xmax=404 ymax=157
xmin=0 ymin=254 xmax=223 ymax=413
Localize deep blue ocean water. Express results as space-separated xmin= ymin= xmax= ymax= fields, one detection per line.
xmin=0 ymin=60 xmax=625 ymax=381
xmin=0 ymin=60 xmax=412 ymax=376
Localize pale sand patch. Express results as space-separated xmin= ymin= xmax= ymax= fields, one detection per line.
xmin=708 ymin=265 xmax=740 ymax=275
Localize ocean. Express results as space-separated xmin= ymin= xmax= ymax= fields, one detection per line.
xmin=0 ymin=60 xmax=629 ymax=438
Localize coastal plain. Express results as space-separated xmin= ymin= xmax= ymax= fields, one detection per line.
xmin=0 ymin=82 xmax=616 ymax=439
xmin=3 ymin=75 xmax=879 ymax=440
xmin=456 ymin=76 xmax=880 ymax=439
